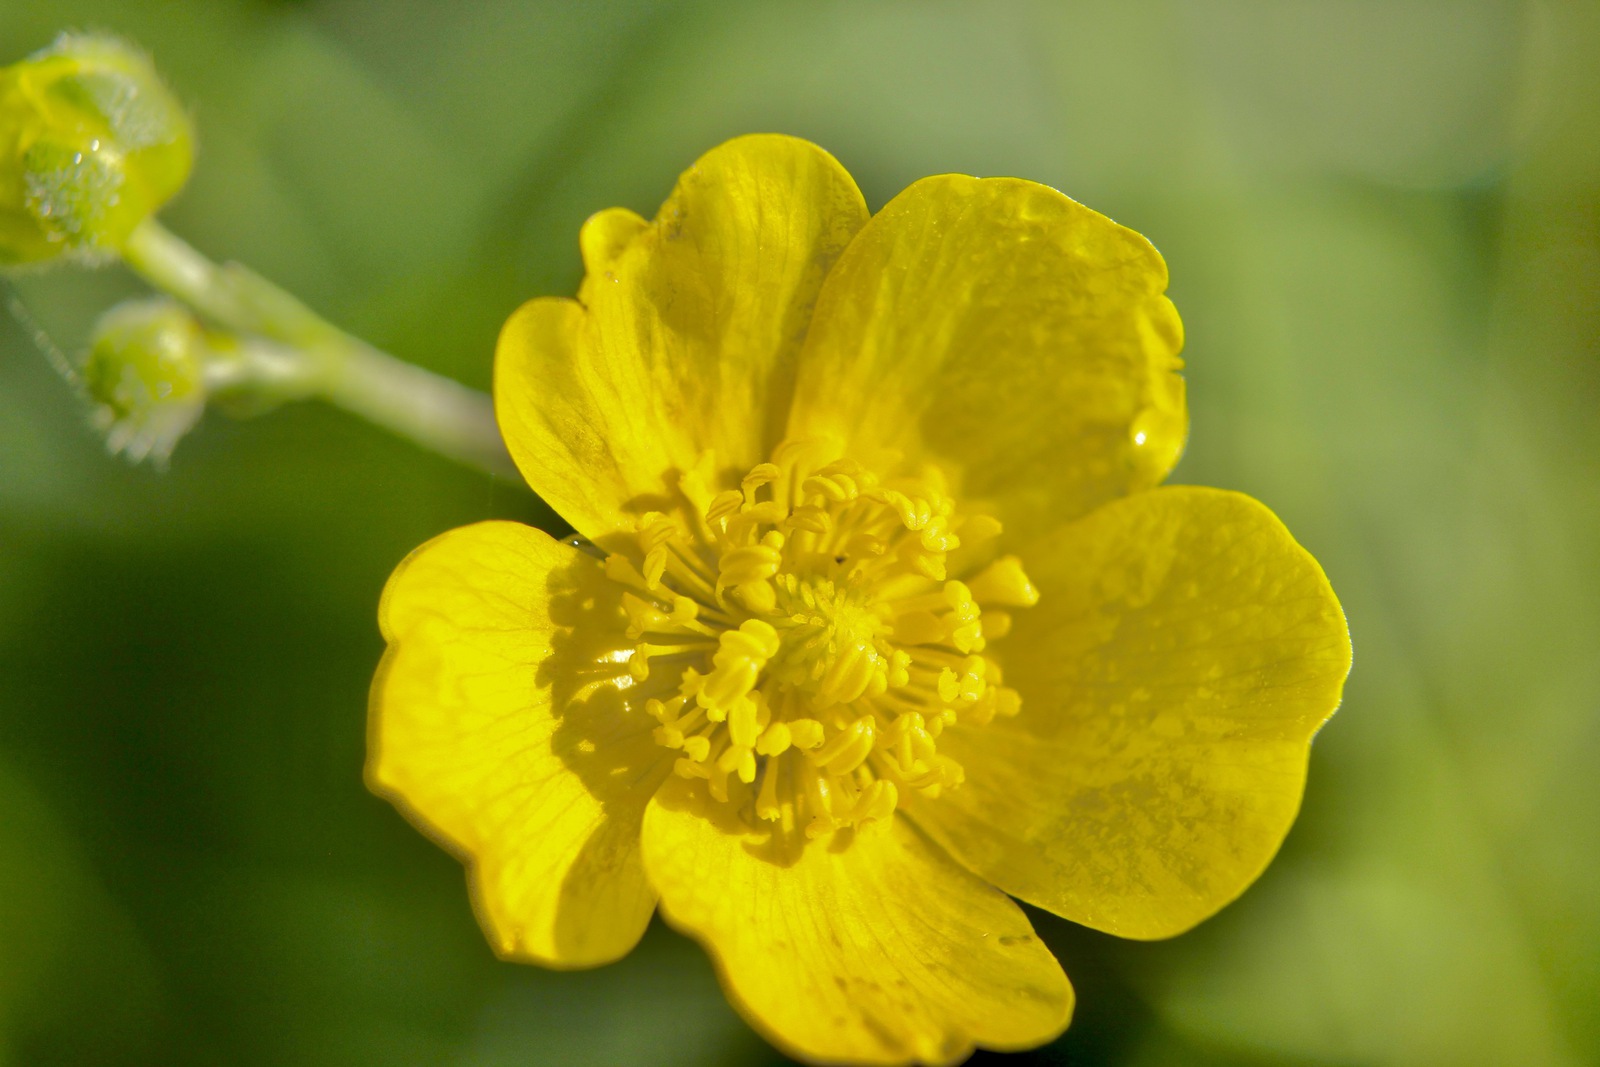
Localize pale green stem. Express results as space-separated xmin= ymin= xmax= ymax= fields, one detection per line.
xmin=121 ymin=218 xmax=517 ymax=479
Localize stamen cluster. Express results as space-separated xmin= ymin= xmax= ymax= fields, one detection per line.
xmin=604 ymin=439 xmax=1039 ymax=838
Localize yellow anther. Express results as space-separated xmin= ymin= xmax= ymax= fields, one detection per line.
xmin=783 ymin=506 xmax=830 ymax=535
xmin=706 ymin=490 xmax=745 ymax=526
xmin=900 ymin=754 xmax=965 ymax=795
xmin=733 ymin=580 xmax=777 ymax=614
xmin=934 ymin=662 xmax=985 ymax=703
xmin=804 ymin=817 xmax=835 ymax=840
xmin=919 ymin=516 xmax=959 ymax=553
xmin=816 ymin=641 xmax=883 ymax=706
xmin=648 ymin=697 xmax=694 ymax=742
xmin=957 ymin=656 xmax=988 ymax=702
xmin=811 ymin=717 xmax=876 ymax=775
xmin=800 ymin=473 xmax=843 ymax=502
xmin=888 ymin=649 xmax=911 ymax=688
xmin=636 ymin=513 xmax=680 ymax=587
xmin=802 ymin=461 xmax=873 ymax=504
xmin=951 ymin=620 xmax=985 ymax=654
xmin=967 ymin=555 xmax=1040 ymax=607
xmin=717 ymin=531 xmax=785 ymax=586
xmin=629 ymin=649 xmax=653 ymax=682
xmin=900 ymin=537 xmax=947 ymax=581
xmin=742 ymin=502 xmax=789 ymax=528
xmin=755 ymin=722 xmax=793 ymax=756
xmin=787 ymin=719 xmax=825 ymax=750
xmin=852 ymin=779 xmax=898 ymax=825
xmin=890 ymin=712 xmax=932 ymax=769
xmin=718 ymin=743 xmax=757 ymax=785
xmin=876 ymin=489 xmax=930 ymax=530
xmin=698 ymin=620 xmax=780 ymax=714
xmin=943 ymin=581 xmax=977 ymax=615
xmin=751 ymin=687 xmax=774 ymax=727
xmin=742 ymin=463 xmax=781 ymax=496
xmin=681 ymin=735 xmax=712 ymax=762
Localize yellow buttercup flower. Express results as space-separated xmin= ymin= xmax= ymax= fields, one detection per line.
xmin=368 ymin=135 xmax=1350 ymax=1064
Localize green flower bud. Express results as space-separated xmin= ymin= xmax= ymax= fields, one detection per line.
xmin=83 ymin=298 xmax=208 ymax=464
xmin=1 ymin=34 xmax=194 ymax=267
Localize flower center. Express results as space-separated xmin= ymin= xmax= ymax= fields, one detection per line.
xmin=768 ymin=575 xmax=891 ymax=703
xmin=605 ymin=439 xmax=1038 ymax=838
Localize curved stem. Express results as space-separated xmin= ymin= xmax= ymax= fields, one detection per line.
xmin=122 ymin=219 xmax=517 ymax=480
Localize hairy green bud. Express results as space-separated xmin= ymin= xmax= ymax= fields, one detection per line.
xmin=1 ymin=34 xmax=194 ymax=267
xmin=83 ymin=298 xmax=208 ymax=464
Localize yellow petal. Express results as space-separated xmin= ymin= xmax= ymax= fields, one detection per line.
xmin=368 ymin=521 xmax=669 ymax=967
xmin=788 ymin=174 xmax=1186 ymax=543
xmin=913 ymin=487 xmax=1350 ymax=939
xmin=642 ymin=777 xmax=1072 ymax=1065
xmin=496 ymin=134 xmax=870 ymax=547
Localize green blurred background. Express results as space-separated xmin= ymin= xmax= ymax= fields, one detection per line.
xmin=2 ymin=1 xmax=1596 ymax=1064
